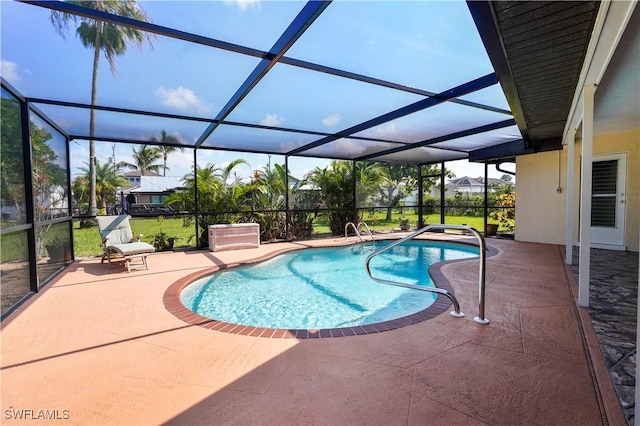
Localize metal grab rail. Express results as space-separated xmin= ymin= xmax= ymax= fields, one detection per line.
xmin=365 ymin=224 xmax=489 ymax=324
xmin=344 ymin=221 xmax=375 ymax=242
xmin=345 ymin=222 xmax=363 ymax=241
xmin=357 ymin=222 xmax=375 ymax=242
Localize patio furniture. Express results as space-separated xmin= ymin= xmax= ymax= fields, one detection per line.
xmin=208 ymin=223 xmax=260 ymax=252
xmin=97 ymin=215 xmax=155 ymax=272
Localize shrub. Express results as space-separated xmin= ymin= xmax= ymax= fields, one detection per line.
xmin=490 ymin=191 xmax=515 ymax=230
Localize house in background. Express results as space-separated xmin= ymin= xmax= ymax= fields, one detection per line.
xmin=126 ymin=175 xmax=185 ymax=205
xmin=287 ymin=174 xmax=301 ymax=188
xmin=441 ymin=176 xmax=514 ymax=197
xmin=123 ymin=170 xmax=160 ymax=188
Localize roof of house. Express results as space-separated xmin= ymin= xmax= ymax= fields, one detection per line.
xmin=447 ymin=176 xmax=512 ymax=187
xmin=128 ymin=176 xmax=185 ymax=193
xmin=123 ymin=171 xmax=161 ymax=177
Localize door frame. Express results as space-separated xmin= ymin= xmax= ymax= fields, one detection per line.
xmin=590 ymin=152 xmax=627 ymax=250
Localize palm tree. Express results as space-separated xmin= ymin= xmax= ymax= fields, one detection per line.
xmin=219 ymin=159 xmax=251 ymax=184
xmin=355 ymin=161 xmax=385 ymax=208
xmin=166 ymin=160 xmax=250 ymax=246
xmin=179 ymin=159 xmax=250 ymax=209
xmin=180 ymin=163 xmax=225 ymax=210
xmin=118 ymin=145 xmax=163 ymax=175
xmin=51 ymin=1 xmax=153 ymax=216
xmin=304 ymin=160 xmax=357 ymax=235
xmin=247 ymin=164 xmax=289 ymax=240
xmin=78 ymin=160 xmax=127 ymax=209
xmin=258 ymin=163 xmax=287 ymax=200
xmin=151 ymin=130 xmax=183 ymax=176
xmin=71 ymin=175 xmax=89 ymax=211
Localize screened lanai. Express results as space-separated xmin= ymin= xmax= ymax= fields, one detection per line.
xmin=8 ymin=0 xmax=523 ymax=159
xmin=4 ymin=2 xmax=640 ymax=424
xmin=1 ymin=0 xmax=603 ymax=316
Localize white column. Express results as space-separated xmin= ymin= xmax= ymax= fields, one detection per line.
xmin=578 ymin=84 xmax=596 ymax=307
xmin=565 ymin=128 xmax=576 ymax=265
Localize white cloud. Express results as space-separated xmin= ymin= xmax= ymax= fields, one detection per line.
xmin=375 ymin=123 xmax=398 ymax=138
xmin=260 ymin=113 xmax=284 ymax=127
xmin=223 ymin=0 xmax=260 ymax=12
xmin=1 ymin=60 xmax=19 ymax=83
xmin=322 ymin=113 xmax=341 ymax=127
xmin=155 ymin=86 xmax=212 ymax=114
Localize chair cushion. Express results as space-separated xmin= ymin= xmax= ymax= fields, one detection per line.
xmin=97 ymin=215 xmax=134 ymax=245
xmin=108 ymin=242 xmax=155 ymax=256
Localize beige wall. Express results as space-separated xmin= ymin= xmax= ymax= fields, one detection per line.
xmin=515 ymin=128 xmax=639 ymax=252
xmin=515 ymin=151 xmax=567 ymax=245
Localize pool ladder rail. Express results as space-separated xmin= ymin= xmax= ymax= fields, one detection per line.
xmin=344 ymin=221 xmax=376 ymax=243
xmin=365 ymin=224 xmax=489 ymax=325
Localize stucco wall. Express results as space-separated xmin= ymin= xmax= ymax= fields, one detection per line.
xmin=516 ymin=128 xmax=639 ymax=252
xmin=515 ymin=151 xmax=567 ymax=245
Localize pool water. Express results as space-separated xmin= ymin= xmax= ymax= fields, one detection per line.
xmin=180 ymin=240 xmax=478 ymax=329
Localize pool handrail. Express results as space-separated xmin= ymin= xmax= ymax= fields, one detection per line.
xmin=345 ymin=222 xmax=362 ymax=241
xmin=357 ymin=222 xmax=375 ymax=242
xmin=365 ymin=224 xmax=489 ymax=325
xmin=344 ymin=221 xmax=375 ymax=242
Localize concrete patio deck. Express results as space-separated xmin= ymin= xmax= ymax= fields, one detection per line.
xmin=0 ymin=237 xmax=627 ymax=425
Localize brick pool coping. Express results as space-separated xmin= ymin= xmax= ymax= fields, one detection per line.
xmin=163 ymin=240 xmax=499 ymax=338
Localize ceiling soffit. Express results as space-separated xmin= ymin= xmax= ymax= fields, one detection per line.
xmin=468 ymin=1 xmax=600 ymax=153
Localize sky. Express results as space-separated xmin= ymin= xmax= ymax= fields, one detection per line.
xmin=1 ymin=0 xmax=516 ymax=183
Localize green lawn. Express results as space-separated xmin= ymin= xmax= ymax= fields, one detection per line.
xmin=73 ymin=217 xmax=196 ymax=258
xmin=1 ymin=214 xmax=507 ymax=260
xmin=65 ymin=213 xmax=506 ymax=258
xmin=312 ymin=212 xmax=501 ymax=236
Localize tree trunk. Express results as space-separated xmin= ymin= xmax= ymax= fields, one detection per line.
xmin=386 ymin=206 xmax=393 ymax=221
xmin=88 ymin=22 xmax=102 ymax=217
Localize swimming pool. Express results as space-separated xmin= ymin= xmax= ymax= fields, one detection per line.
xmin=179 ymin=240 xmax=478 ymax=331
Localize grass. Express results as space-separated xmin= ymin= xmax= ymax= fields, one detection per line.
xmin=1 ymin=231 xmax=29 ymax=262
xmin=312 ymin=212 xmax=498 ymax=235
xmin=1 ymin=221 xmax=75 ymax=262
xmin=49 ymin=213 xmax=509 ymax=258
xmin=0 ymin=213 xmax=508 ymax=260
xmin=73 ymin=217 xmax=194 ymax=258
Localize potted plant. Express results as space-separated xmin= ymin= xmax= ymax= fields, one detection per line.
xmin=399 ymin=211 xmax=411 ymax=231
xmin=485 ymin=223 xmax=499 ymax=236
xmin=44 ymin=237 xmax=71 ymax=263
xmin=152 ymin=232 xmax=176 ymax=251
xmin=396 ymin=201 xmax=412 ymax=231
xmin=151 ymin=215 xmax=176 ymax=251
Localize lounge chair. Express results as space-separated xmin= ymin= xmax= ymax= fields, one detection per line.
xmin=96 ymin=215 xmax=155 ymax=272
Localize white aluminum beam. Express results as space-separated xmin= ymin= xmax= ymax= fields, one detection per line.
xmin=578 ymin=83 xmax=596 ymax=308
xmin=565 ymin=128 xmax=576 ymax=265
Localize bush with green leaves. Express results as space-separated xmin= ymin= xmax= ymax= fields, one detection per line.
xmin=490 ymin=191 xmax=516 ymax=230
xmin=304 ymin=161 xmax=357 ymax=236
